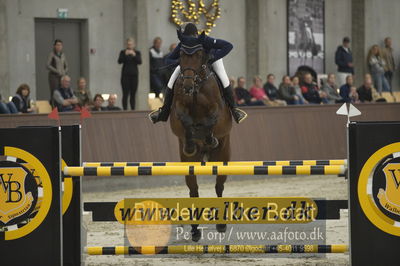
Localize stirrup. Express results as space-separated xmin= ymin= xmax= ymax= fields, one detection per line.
xmin=148 ymin=109 xmax=161 ymax=124
xmin=232 ymin=108 xmax=247 ymax=124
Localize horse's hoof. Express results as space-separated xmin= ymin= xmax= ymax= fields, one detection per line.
xmin=191 ymin=228 xmax=201 ymax=242
xmin=183 ymin=144 xmax=197 ymax=157
xmin=216 ymin=224 xmax=227 ymax=233
xmin=205 ymin=136 xmax=219 ymax=149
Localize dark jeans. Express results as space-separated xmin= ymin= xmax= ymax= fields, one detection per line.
xmin=150 ymin=73 xmax=164 ymax=97
xmin=385 ymin=71 xmax=393 ymax=90
xmin=121 ymin=75 xmax=138 ymax=110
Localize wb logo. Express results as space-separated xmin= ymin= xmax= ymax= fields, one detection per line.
xmin=0 ymin=172 xmax=23 ymax=203
xmin=0 ymin=161 xmax=38 ymax=226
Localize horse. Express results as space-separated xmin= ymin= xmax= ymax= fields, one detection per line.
xmin=169 ymin=46 xmax=232 ymax=241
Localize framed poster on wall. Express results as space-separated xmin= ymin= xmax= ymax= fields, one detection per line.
xmin=287 ymin=0 xmax=325 ymax=76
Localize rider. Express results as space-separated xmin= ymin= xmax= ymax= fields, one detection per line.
xmin=149 ymin=23 xmax=247 ymax=124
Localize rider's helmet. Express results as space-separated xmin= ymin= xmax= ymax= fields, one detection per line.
xmin=181 ymin=22 xmax=198 ymax=37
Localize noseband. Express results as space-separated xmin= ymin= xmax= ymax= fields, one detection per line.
xmin=178 ymin=52 xmax=213 ymax=96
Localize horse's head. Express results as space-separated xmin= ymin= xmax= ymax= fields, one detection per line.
xmin=178 ymin=32 xmax=208 ymax=96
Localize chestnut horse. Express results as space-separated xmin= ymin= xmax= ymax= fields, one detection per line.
xmin=169 ymin=47 xmax=232 ymax=241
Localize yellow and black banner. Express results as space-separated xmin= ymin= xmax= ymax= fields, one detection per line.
xmin=114 ymin=197 xmax=318 ymax=225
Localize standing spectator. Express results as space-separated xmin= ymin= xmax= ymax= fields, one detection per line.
xmin=301 ymin=73 xmax=328 ymax=104
xmin=105 ymin=94 xmax=122 ymax=111
xmin=53 ymin=75 xmax=78 ymax=112
xmin=339 ymin=75 xmax=354 ymax=103
xmin=47 ymin=39 xmax=68 ymax=104
xmin=335 ymin=37 xmax=354 ymax=86
xmin=164 ymin=43 xmax=178 ymax=79
xmin=357 ymin=74 xmax=386 ymax=103
xmin=278 ymin=75 xmax=302 ymax=105
xmin=0 ymin=92 xmax=18 ymax=114
xmin=91 ymin=94 xmax=106 ymax=111
xmin=321 ymin=74 xmax=344 ymax=104
xmin=12 ymin=84 xmax=35 ymax=113
xmin=234 ymin=77 xmax=264 ymax=106
xmin=381 ymin=37 xmax=395 ymax=89
xmin=291 ymin=76 xmax=308 ymax=104
xmin=263 ymin=74 xmax=286 ymax=106
xmin=367 ymin=45 xmax=390 ymax=94
xmin=150 ymin=37 xmax=165 ymax=97
xmin=74 ymin=77 xmax=92 ymax=108
xmin=118 ymin=37 xmax=142 ymax=110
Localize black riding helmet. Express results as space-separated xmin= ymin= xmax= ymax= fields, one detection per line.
xmin=182 ymin=22 xmax=198 ymax=37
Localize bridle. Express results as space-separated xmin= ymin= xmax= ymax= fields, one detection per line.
xmin=178 ymin=50 xmax=213 ymax=96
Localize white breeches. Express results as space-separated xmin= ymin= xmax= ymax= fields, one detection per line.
xmin=167 ymin=59 xmax=230 ymax=89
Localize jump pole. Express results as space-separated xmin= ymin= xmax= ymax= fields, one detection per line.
xmin=86 ymin=244 xmax=349 ymax=255
xmin=83 ymin=159 xmax=347 ymax=167
xmin=64 ymin=165 xmax=346 ymax=177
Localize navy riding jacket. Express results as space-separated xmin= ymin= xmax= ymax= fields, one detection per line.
xmin=165 ymin=36 xmax=233 ymax=65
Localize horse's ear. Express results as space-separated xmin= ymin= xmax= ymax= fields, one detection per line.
xmin=177 ymin=29 xmax=183 ymax=41
xmin=198 ymin=31 xmax=206 ymax=43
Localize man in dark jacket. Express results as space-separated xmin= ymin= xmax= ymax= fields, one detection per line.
xmin=335 ymin=37 xmax=354 ymax=87
xmin=300 ymin=73 xmax=328 ymax=104
xmin=53 ymin=75 xmax=78 ymax=112
xmin=235 ymin=77 xmax=264 ymax=106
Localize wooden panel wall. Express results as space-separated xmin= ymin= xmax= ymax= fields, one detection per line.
xmin=0 ymin=103 xmax=399 ymax=161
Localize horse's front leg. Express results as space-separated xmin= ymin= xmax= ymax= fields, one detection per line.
xmin=203 ymin=109 xmax=219 ymax=149
xmin=177 ymin=110 xmax=197 ymax=157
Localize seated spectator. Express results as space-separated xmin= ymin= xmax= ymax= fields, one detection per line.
xmin=91 ymin=94 xmax=106 ymax=111
xmin=234 ymin=77 xmax=264 ymax=106
xmin=74 ymin=77 xmax=92 ymax=108
xmin=301 ymin=73 xmax=328 ymax=104
xmin=278 ymin=75 xmax=303 ymax=105
xmin=357 ymin=74 xmax=386 ymax=103
xmin=12 ymin=84 xmax=35 ymax=113
xmin=291 ymin=76 xmax=308 ymax=104
xmin=53 ymin=75 xmax=78 ymax=112
xmin=349 ymin=86 xmax=360 ymax=104
xmin=339 ymin=75 xmax=354 ymax=103
xmin=105 ymin=94 xmax=122 ymax=111
xmin=250 ymin=76 xmax=280 ymax=106
xmin=263 ymin=74 xmax=286 ymax=106
xmin=321 ymin=74 xmax=344 ymax=104
xmin=0 ymin=92 xmax=18 ymax=114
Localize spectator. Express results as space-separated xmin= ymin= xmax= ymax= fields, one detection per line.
xmin=105 ymin=94 xmax=122 ymax=111
xmin=357 ymin=74 xmax=386 ymax=103
xmin=291 ymin=76 xmax=308 ymax=104
xmin=74 ymin=77 xmax=92 ymax=108
xmin=321 ymin=74 xmax=344 ymax=104
xmin=339 ymin=75 xmax=354 ymax=103
xmin=53 ymin=75 xmax=78 ymax=112
xmin=349 ymin=86 xmax=360 ymax=104
xmin=47 ymin=39 xmax=68 ymax=104
xmin=250 ymin=76 xmax=279 ymax=106
xmin=164 ymin=43 xmax=178 ymax=79
xmin=381 ymin=37 xmax=395 ymax=89
xmin=12 ymin=84 xmax=35 ymax=113
xmin=301 ymin=73 xmax=328 ymax=104
xmin=234 ymin=77 xmax=264 ymax=106
xmin=335 ymin=37 xmax=354 ymax=87
xmin=229 ymin=76 xmax=236 ymax=88
xmin=91 ymin=94 xmax=106 ymax=111
xmin=149 ymin=37 xmax=165 ymax=98
xmin=367 ymin=44 xmax=390 ymax=94
xmin=0 ymin=92 xmax=18 ymax=114
xmin=263 ymin=74 xmax=286 ymax=106
xmin=278 ymin=75 xmax=302 ymax=105
xmin=118 ymin=37 xmax=142 ymax=110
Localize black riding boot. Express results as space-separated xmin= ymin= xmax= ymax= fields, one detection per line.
xmin=223 ymin=85 xmax=247 ymax=123
xmin=149 ymin=88 xmax=174 ymax=123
